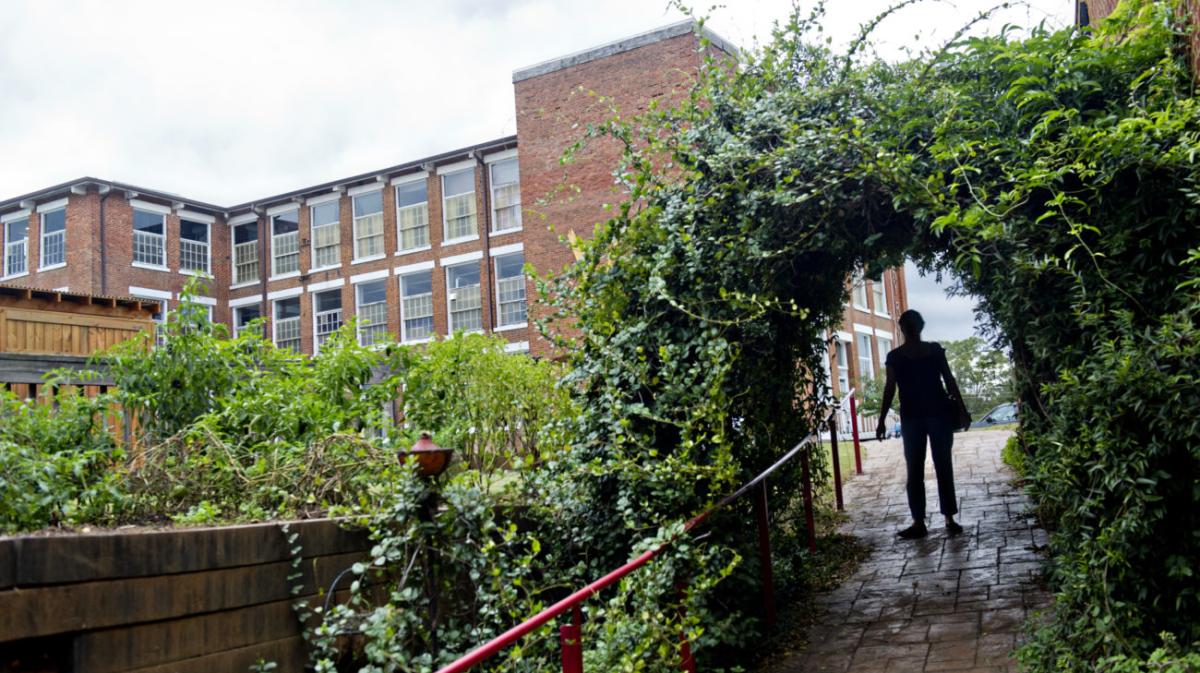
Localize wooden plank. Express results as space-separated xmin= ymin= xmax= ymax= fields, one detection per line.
xmin=0 ymin=539 xmax=15 ymax=590
xmin=0 ymin=550 xmax=369 ymax=642
xmin=119 ymin=635 xmax=306 ymax=673
xmin=4 ymin=307 xmax=151 ymax=332
xmin=11 ymin=519 xmax=368 ymax=586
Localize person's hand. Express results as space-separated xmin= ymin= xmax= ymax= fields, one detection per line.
xmin=875 ymin=420 xmax=887 ymax=441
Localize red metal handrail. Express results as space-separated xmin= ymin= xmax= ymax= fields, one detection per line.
xmin=436 ymin=390 xmax=862 ymax=673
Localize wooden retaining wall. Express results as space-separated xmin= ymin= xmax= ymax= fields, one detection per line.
xmin=0 ymin=519 xmax=371 ymax=672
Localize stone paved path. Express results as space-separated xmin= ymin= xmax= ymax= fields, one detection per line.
xmin=765 ymin=429 xmax=1051 ymax=673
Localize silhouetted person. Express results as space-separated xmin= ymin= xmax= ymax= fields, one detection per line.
xmin=875 ymin=310 xmax=964 ymax=539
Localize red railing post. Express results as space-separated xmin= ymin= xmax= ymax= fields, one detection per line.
xmin=849 ymin=393 xmax=863 ymax=475
xmin=752 ymin=479 xmax=777 ymax=629
xmin=560 ymin=621 xmax=583 ymax=673
xmin=829 ymin=418 xmax=844 ymax=512
xmin=677 ymin=584 xmax=697 ymax=673
xmin=801 ymin=449 xmax=817 ymax=553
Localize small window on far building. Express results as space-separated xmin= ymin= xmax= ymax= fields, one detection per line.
xmin=857 ymin=333 xmax=875 ymax=381
xmin=395 ymin=180 xmax=429 ymax=251
xmin=39 ymin=207 xmax=66 ymax=269
xmin=851 ymin=276 xmax=869 ymax=311
xmin=132 ymin=209 xmax=166 ymax=268
xmin=490 ymin=158 xmax=521 ymax=233
xmin=310 ymin=201 xmax=341 ymax=270
xmin=273 ymin=297 xmax=302 ymax=352
xmin=233 ymin=305 xmax=262 ymax=338
xmin=835 ymin=339 xmax=851 ymax=394
xmin=179 ymin=219 xmax=210 ymax=275
xmin=313 ymin=289 xmax=343 ymax=353
xmin=233 ymin=222 xmax=259 ymax=285
xmin=355 ymin=279 xmax=389 ymax=346
xmin=3 ymin=215 xmax=29 ymax=277
xmin=446 ymin=262 xmax=482 ymax=333
xmin=871 ymin=279 xmax=888 ymax=316
xmin=442 ymin=169 xmax=477 ymax=242
xmin=271 ymin=210 xmax=300 ymax=277
xmin=353 ymin=191 xmax=385 ymax=260
xmin=494 ymin=252 xmax=526 ymax=327
xmin=400 ymin=271 xmax=434 ymax=342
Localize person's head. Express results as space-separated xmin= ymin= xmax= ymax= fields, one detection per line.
xmin=898 ymin=309 xmax=925 ymax=342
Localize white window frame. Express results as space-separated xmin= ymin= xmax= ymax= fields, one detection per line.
xmin=131 ymin=206 xmax=168 ymax=270
xmin=445 ymin=261 xmax=483 ymax=334
xmin=351 ymin=186 xmax=386 ymax=263
xmin=312 ymin=288 xmax=344 ymax=354
xmin=440 ymin=165 xmax=478 ymax=245
xmin=393 ymin=173 xmax=430 ymax=254
xmin=871 ymin=277 xmax=890 ymax=317
xmin=233 ymin=304 xmax=262 ymax=338
xmin=2 ymin=211 xmax=30 ymax=279
xmin=130 ymin=293 xmax=168 ymax=347
xmin=354 ymin=278 xmax=390 ymax=346
xmin=851 ymin=275 xmax=869 ymax=312
xmin=857 ymin=332 xmax=875 ymax=381
xmin=232 ymin=221 xmax=260 ymax=287
xmin=309 ymin=195 xmax=342 ymax=272
xmin=835 ymin=338 xmax=851 ymax=394
xmin=877 ymin=335 xmax=893 ymax=364
xmin=178 ymin=216 xmax=212 ymax=276
xmin=488 ymin=155 xmax=521 ymax=234
xmin=399 ymin=270 xmax=435 ymax=344
xmin=270 ymin=209 xmax=301 ymax=279
xmin=273 ymin=296 xmax=302 ymax=352
xmin=493 ymin=251 xmax=526 ymax=330
xmin=37 ymin=200 xmax=68 ymax=271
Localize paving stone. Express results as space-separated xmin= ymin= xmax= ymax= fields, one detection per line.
xmin=757 ymin=430 xmax=1051 ymax=673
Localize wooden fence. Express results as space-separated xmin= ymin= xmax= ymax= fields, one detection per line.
xmin=0 ymin=519 xmax=372 ymax=672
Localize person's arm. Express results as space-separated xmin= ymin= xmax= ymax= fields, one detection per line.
xmin=937 ymin=347 xmax=964 ymax=401
xmin=875 ymin=365 xmax=897 ymax=440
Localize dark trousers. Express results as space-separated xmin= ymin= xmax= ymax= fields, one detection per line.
xmin=900 ymin=415 xmax=958 ymax=521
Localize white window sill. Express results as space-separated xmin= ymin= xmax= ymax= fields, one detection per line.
xmin=132 ymin=262 xmax=170 ymax=272
xmin=38 ymin=263 xmax=67 ymax=272
xmin=448 ymin=328 xmax=484 ymax=336
xmin=442 ymin=235 xmax=479 ymax=247
xmin=851 ymin=304 xmax=871 ymax=314
xmin=494 ymin=322 xmax=528 ymax=333
xmin=180 ymin=270 xmax=213 ymax=279
xmin=401 ymin=337 xmax=434 ymax=346
xmin=395 ymin=245 xmax=432 ymax=257
xmin=351 ymin=255 xmax=386 ymax=266
xmin=269 ymin=271 xmax=301 ymax=281
xmin=873 ymin=311 xmax=891 ymax=319
xmin=490 ymin=227 xmax=523 ymax=237
xmin=230 ymin=280 xmax=260 ymax=290
xmin=309 ymin=264 xmax=341 ymax=274
xmin=1 ymin=271 xmax=30 ymax=281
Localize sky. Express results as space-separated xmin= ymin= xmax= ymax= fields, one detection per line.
xmin=0 ymin=0 xmax=1073 ymax=338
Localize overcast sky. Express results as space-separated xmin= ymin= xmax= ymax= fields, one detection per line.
xmin=0 ymin=0 xmax=1071 ymax=337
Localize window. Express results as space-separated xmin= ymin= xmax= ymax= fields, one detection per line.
xmin=356 ymin=280 xmax=389 ymax=346
xmin=273 ymin=297 xmax=302 ymax=352
xmin=835 ymin=340 xmax=851 ymax=394
xmin=179 ymin=219 xmax=210 ymax=274
xmin=310 ymin=201 xmax=341 ymax=269
xmin=353 ymin=191 xmax=384 ymax=260
xmin=272 ymin=211 xmax=300 ymax=276
xmin=3 ymin=216 xmax=28 ymax=277
xmin=395 ymin=180 xmax=429 ymax=251
xmin=446 ymin=263 xmax=482 ymax=333
xmin=233 ymin=305 xmax=261 ymax=337
xmin=852 ymin=277 xmax=869 ymax=310
xmin=132 ymin=297 xmax=168 ymax=347
xmin=132 ymin=209 xmax=166 ymax=268
xmin=877 ymin=336 xmax=893 ymax=362
xmin=442 ymin=169 xmax=477 ymax=242
xmin=400 ymin=271 xmax=434 ymax=342
xmin=871 ymin=278 xmax=888 ymax=316
xmin=233 ymin=222 xmax=259 ymax=285
xmin=313 ymin=289 xmax=343 ymax=352
xmin=490 ymin=158 xmax=521 ymax=232
xmin=40 ymin=207 xmax=66 ymax=269
xmin=857 ymin=333 xmax=875 ymax=381
xmin=494 ymin=252 xmax=526 ymax=327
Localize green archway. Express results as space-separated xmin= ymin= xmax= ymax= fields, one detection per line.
xmin=541 ymin=2 xmax=1200 ymax=669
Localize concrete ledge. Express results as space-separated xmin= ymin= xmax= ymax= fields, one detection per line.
xmin=512 ymin=20 xmax=738 ymax=83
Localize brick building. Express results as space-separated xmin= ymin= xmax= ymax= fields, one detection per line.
xmin=0 ymin=20 xmax=903 ymax=395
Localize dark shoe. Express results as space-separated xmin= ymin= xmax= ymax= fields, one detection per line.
xmin=898 ymin=523 xmax=928 ymax=539
xmin=946 ymin=520 xmax=964 ymax=536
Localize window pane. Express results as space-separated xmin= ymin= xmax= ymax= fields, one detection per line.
xmin=495 ymin=253 xmax=523 ymax=278
xmin=6 ymin=218 xmax=28 ymax=240
xmin=395 ymin=181 xmax=427 ymax=207
xmin=491 ymin=158 xmax=518 ymax=185
xmin=311 ymin=201 xmax=339 ymax=226
xmin=402 ymin=271 xmax=432 ymax=296
xmin=358 ymin=279 xmax=387 ymax=305
xmin=234 ymin=222 xmax=257 ymax=244
xmin=443 ymin=169 xmax=474 ymax=197
xmin=272 ymin=211 xmax=299 ymax=235
xmin=276 ymin=297 xmax=301 ymax=319
xmin=315 ymin=289 xmax=342 ymax=313
xmin=133 ymin=210 xmax=164 ymax=234
xmin=42 ymin=209 xmax=66 ymax=233
xmin=353 ymin=191 xmax=383 ymax=217
xmin=180 ymin=220 xmax=208 ymax=242
xmin=235 ymin=305 xmax=261 ymax=327
xmin=447 ymin=263 xmax=480 ymax=288
xmin=444 ymin=193 xmax=476 ymax=240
